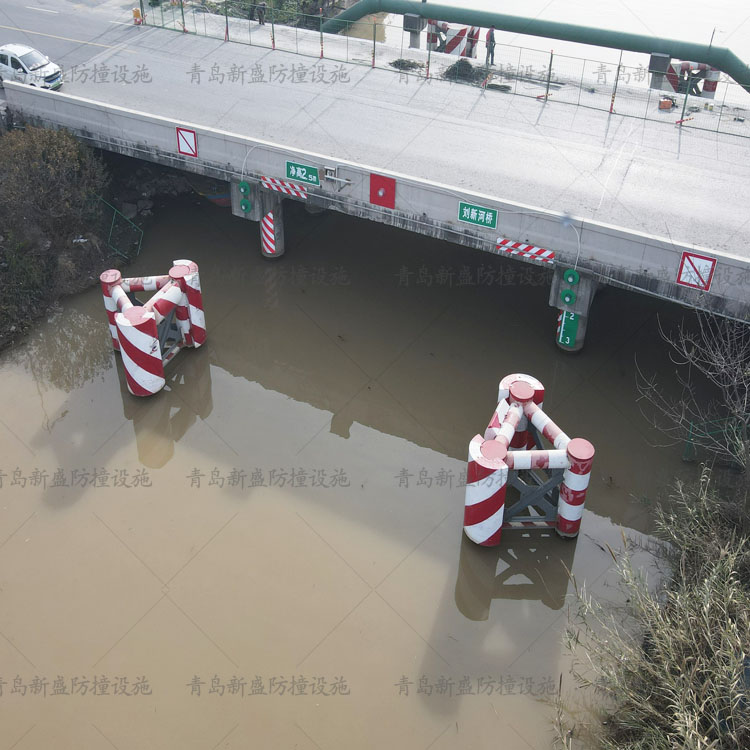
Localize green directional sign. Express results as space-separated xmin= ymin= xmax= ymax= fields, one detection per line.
xmin=458 ymin=201 xmax=498 ymax=229
xmin=558 ymin=311 xmax=579 ymax=349
xmin=286 ymin=161 xmax=320 ymax=186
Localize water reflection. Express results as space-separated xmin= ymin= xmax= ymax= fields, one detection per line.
xmin=116 ymin=345 xmax=214 ymax=469
xmin=455 ymin=530 xmax=576 ymax=618
xmin=9 ymin=304 xmax=113 ymax=394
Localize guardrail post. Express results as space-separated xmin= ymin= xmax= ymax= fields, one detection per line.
xmin=610 ymin=49 xmax=623 ymax=113
xmin=544 ymin=49 xmax=553 ymax=100
xmin=679 ymin=75 xmax=691 ymax=125
xmin=320 ymin=7 xmax=325 ymax=59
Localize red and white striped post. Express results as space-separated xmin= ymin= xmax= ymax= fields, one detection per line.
xmin=115 ymin=306 xmax=165 ymax=396
xmin=465 ymin=435 xmax=509 ymax=547
xmin=100 ymin=269 xmax=123 ymax=351
xmin=171 ymin=259 xmax=206 ymax=346
xmin=464 ymin=386 xmax=527 ymax=546
xmin=497 ymin=373 xmax=544 ymax=448
xmin=557 ymin=438 xmax=595 ymax=538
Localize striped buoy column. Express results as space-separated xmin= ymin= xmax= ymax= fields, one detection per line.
xmin=557 ymin=438 xmax=595 ymax=538
xmin=702 ymin=66 xmax=720 ymax=98
xmin=115 ymin=306 xmax=165 ymax=396
xmin=464 ymin=387 xmax=526 ymax=546
xmin=100 ymin=269 xmax=123 ymax=351
xmin=496 ymin=374 xmax=544 ymax=449
xmin=426 ymin=19 xmax=446 ymax=51
xmin=465 ymin=435 xmax=509 ymax=547
xmin=171 ymin=259 xmax=206 ymax=346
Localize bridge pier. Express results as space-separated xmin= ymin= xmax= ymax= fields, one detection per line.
xmin=259 ymin=191 xmax=286 ymax=259
xmin=230 ymin=179 xmax=286 ymax=258
xmin=549 ymin=266 xmax=599 ymax=352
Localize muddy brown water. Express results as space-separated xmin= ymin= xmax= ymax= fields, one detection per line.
xmin=0 ymin=195 xmax=698 ymax=748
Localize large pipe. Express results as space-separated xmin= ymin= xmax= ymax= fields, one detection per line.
xmin=322 ymin=0 xmax=750 ymax=94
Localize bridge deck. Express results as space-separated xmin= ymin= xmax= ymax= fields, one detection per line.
xmin=60 ymin=23 xmax=750 ymax=259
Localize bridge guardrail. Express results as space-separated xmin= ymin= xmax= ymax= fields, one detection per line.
xmin=141 ymin=1 xmax=750 ymax=140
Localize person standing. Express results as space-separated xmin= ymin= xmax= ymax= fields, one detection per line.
xmin=485 ymin=25 xmax=496 ymax=66
xmin=257 ymin=1 xmax=266 ymax=25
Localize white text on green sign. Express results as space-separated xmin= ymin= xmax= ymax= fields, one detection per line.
xmin=458 ymin=202 xmax=497 ymax=229
xmin=558 ymin=311 xmax=579 ymax=349
xmin=286 ymin=161 xmax=319 ymax=186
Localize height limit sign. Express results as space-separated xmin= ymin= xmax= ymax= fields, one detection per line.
xmin=677 ymin=251 xmax=716 ymax=292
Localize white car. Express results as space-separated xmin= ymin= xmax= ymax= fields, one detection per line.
xmin=0 ymin=43 xmax=62 ymax=89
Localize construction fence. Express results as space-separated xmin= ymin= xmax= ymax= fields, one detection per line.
xmin=141 ymin=1 xmax=750 ymax=139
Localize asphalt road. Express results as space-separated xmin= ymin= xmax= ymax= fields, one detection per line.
xmin=2 ymin=0 xmax=750 ymax=258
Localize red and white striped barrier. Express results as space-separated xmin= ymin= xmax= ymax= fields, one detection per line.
xmin=426 ymin=19 xmax=448 ymax=51
xmin=496 ymin=237 xmax=555 ymax=264
xmin=260 ymin=176 xmax=308 ymax=200
xmin=557 ymin=438 xmax=595 ymax=537
xmin=465 ymin=434 xmax=509 ymax=546
xmin=261 ymin=211 xmax=277 ymax=257
xmin=171 ymin=258 xmax=206 ymax=346
xmin=426 ymin=19 xmax=478 ymax=57
xmin=115 ymin=306 xmax=164 ymax=397
xmin=464 ymin=374 xmax=595 ymax=545
xmin=663 ymin=61 xmax=721 ymax=99
xmin=100 ymin=259 xmax=206 ymax=396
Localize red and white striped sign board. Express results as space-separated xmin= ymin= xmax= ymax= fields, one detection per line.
xmin=677 ymin=251 xmax=716 ymax=291
xmin=496 ymin=237 xmax=555 ymax=264
xmin=176 ymin=127 xmax=198 ymax=158
xmin=260 ymin=176 xmax=308 ymax=200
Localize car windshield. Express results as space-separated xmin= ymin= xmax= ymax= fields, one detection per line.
xmin=19 ymin=49 xmax=48 ymax=71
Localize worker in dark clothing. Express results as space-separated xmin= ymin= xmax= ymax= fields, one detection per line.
xmin=486 ymin=25 xmax=496 ymax=66
xmin=257 ymin=1 xmax=266 ymax=25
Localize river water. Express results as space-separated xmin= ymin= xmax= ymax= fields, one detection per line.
xmin=0 ymin=193 xmax=698 ymax=748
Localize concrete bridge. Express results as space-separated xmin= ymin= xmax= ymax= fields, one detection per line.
xmin=2 ymin=3 xmax=749 ymax=350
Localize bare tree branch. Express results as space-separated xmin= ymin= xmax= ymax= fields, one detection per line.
xmin=636 ymin=313 xmax=750 ymax=473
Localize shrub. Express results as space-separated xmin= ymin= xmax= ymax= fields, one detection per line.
xmin=562 ymin=469 xmax=750 ymax=749
xmin=0 ymin=125 xmax=108 ymax=243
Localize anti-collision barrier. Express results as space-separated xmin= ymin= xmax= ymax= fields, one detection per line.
xmin=100 ymin=259 xmax=206 ymax=396
xmin=464 ymin=373 xmax=595 ymax=546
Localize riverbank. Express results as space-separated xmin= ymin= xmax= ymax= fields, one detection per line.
xmin=0 ymin=142 xmax=200 ymax=351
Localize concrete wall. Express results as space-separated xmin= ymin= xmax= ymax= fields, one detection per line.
xmin=5 ymin=82 xmax=749 ymax=320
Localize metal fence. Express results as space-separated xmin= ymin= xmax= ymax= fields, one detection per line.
xmin=98 ymin=198 xmax=144 ymax=260
xmin=141 ymin=0 xmax=750 ymax=139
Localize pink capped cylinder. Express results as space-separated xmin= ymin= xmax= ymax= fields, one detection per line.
xmin=556 ymin=438 xmax=595 ymax=538
xmin=171 ymin=259 xmax=206 ymax=347
xmin=100 ymin=269 xmax=123 ymax=351
xmin=464 ymin=435 xmax=509 ymax=547
xmin=497 ymin=373 xmax=545 ymax=448
xmin=115 ymin=306 xmax=165 ymax=396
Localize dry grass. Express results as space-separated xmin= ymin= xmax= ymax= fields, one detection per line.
xmin=561 ymin=469 xmax=750 ymax=749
